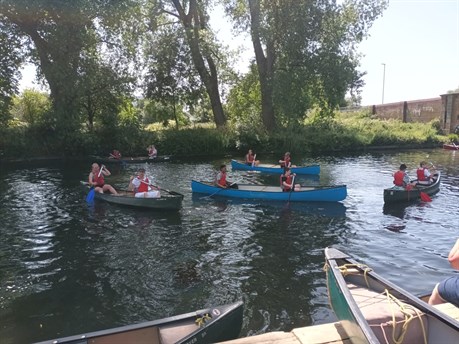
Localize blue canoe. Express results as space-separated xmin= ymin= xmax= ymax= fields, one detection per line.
xmin=191 ymin=180 xmax=347 ymax=202
xmin=231 ymin=159 xmax=320 ymax=175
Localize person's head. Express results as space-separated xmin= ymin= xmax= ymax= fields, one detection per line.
xmin=284 ymin=167 xmax=291 ymax=175
xmin=420 ymin=161 xmax=427 ymax=167
xmin=399 ymin=164 xmax=407 ymax=171
xmin=91 ymin=163 xmax=100 ymax=172
xmin=220 ymin=164 xmax=227 ymax=172
xmin=285 ymin=152 xmax=290 ymax=157
xmin=138 ymin=168 xmax=146 ymax=176
xmin=248 ymin=149 xmax=253 ymax=155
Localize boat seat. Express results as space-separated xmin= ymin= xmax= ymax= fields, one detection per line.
xmin=348 ymin=283 xmax=428 ymax=344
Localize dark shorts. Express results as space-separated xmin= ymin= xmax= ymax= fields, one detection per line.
xmin=438 ymin=276 xmax=459 ymax=307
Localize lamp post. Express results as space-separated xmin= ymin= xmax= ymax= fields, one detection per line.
xmin=381 ymin=63 xmax=386 ymax=104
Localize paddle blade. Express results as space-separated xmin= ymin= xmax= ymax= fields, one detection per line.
xmin=86 ymin=188 xmax=95 ymax=203
xmin=420 ymin=192 xmax=432 ymax=202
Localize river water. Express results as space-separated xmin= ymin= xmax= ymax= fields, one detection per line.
xmin=0 ymin=149 xmax=458 ymax=343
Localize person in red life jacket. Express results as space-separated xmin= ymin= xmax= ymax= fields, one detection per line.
xmin=129 ymin=168 xmax=160 ymax=198
xmin=215 ymin=164 xmax=238 ymax=188
xmin=279 ymin=152 xmax=296 ymax=168
xmin=88 ymin=163 xmax=118 ymax=194
xmin=280 ymin=167 xmax=300 ymax=192
xmin=109 ymin=149 xmax=122 ymax=159
xmin=416 ymin=161 xmax=435 ymax=185
xmin=393 ymin=164 xmax=415 ymax=190
xmin=429 ymin=238 xmax=459 ymax=307
xmin=245 ymin=149 xmax=259 ymax=166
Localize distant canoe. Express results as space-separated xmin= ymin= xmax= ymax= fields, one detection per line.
xmin=325 ymin=247 xmax=459 ymax=344
xmin=35 ymin=301 xmax=243 ymax=344
xmin=443 ymin=143 xmax=459 ymax=150
xmin=383 ymin=172 xmax=441 ymax=203
xmin=231 ymin=159 xmax=320 ymax=175
xmin=191 ymin=180 xmax=347 ymax=202
xmin=91 ymin=155 xmax=171 ymax=164
xmin=81 ymin=182 xmax=183 ymax=210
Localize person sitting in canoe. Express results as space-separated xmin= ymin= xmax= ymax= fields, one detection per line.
xmin=129 ymin=167 xmax=160 ymax=198
xmin=215 ymin=164 xmax=238 ymax=188
xmin=147 ymin=145 xmax=157 ymax=159
xmin=416 ymin=161 xmax=436 ymax=185
xmin=88 ymin=163 xmax=118 ymax=194
xmin=429 ymin=238 xmax=459 ymax=307
xmin=109 ymin=149 xmax=122 ymax=159
xmin=245 ymin=149 xmax=259 ymax=166
xmin=279 ymin=152 xmax=296 ymax=168
xmin=281 ymin=167 xmax=300 ymax=192
xmin=393 ymin=164 xmax=416 ymax=190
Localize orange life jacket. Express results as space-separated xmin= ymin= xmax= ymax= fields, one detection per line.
xmin=393 ymin=171 xmax=405 ymax=186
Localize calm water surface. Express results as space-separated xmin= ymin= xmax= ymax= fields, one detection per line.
xmin=0 ymin=149 xmax=458 ymax=343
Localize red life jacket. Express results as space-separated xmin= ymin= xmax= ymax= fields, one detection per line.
xmin=281 ymin=175 xmax=293 ymax=191
xmin=416 ymin=168 xmax=426 ymax=181
xmin=217 ymin=172 xmax=227 ymax=186
xmin=393 ymin=171 xmax=405 ymax=186
xmin=93 ymin=173 xmax=105 ymax=187
xmin=280 ymin=156 xmax=291 ymax=168
xmin=137 ymin=176 xmax=149 ymax=192
xmin=247 ymin=154 xmax=254 ymax=163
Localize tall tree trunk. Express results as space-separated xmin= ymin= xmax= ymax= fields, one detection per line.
xmin=248 ymin=0 xmax=276 ymax=131
xmin=171 ymin=0 xmax=226 ymax=127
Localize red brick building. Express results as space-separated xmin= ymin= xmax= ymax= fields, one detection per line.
xmin=369 ymin=92 xmax=459 ymax=134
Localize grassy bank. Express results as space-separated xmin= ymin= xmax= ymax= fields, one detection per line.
xmin=0 ymin=111 xmax=452 ymax=159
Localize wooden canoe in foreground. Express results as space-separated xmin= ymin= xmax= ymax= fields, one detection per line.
xmin=191 ymin=180 xmax=347 ymax=202
xmin=325 ymin=247 xmax=459 ymax=344
xmin=383 ymin=172 xmax=441 ymax=204
xmin=230 ymin=159 xmax=320 ymax=175
xmin=81 ymin=182 xmax=184 ymax=210
xmin=35 ymin=301 xmax=243 ymax=344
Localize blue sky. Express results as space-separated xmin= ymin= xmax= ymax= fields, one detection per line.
xmin=20 ymin=1 xmax=459 ymax=107
xmin=357 ymin=0 xmax=459 ymax=105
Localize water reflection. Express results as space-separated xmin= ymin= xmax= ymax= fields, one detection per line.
xmin=1 ymin=149 xmax=459 ymax=343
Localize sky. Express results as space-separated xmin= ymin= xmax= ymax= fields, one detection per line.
xmin=20 ymin=0 xmax=459 ymax=106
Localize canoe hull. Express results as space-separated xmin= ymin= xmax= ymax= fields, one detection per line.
xmin=35 ymin=301 xmax=243 ymax=344
xmin=191 ymin=180 xmax=346 ymax=202
xmin=231 ymin=159 xmax=320 ymax=175
xmin=325 ymin=247 xmax=459 ymax=344
xmin=383 ymin=172 xmax=441 ymax=203
xmin=82 ymin=182 xmax=183 ymax=210
xmin=443 ymin=143 xmax=459 ymax=150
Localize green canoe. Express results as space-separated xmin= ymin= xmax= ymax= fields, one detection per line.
xmin=81 ymin=182 xmax=183 ymax=210
xmin=325 ymin=247 xmax=459 ymax=344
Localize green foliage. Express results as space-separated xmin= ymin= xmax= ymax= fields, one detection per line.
xmin=10 ymin=89 xmax=51 ymax=126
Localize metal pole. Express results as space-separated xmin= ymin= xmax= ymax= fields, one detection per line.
xmin=381 ymin=63 xmax=386 ymax=104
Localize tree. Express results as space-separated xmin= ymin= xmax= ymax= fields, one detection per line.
xmin=222 ymin=0 xmax=387 ymax=130
xmin=154 ymin=0 xmax=227 ymax=127
xmin=0 ymin=0 xmax=142 ymax=134
xmin=0 ymin=21 xmax=23 ymax=123
xmin=10 ymin=89 xmax=51 ymax=126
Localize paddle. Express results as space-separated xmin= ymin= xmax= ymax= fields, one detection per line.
xmin=139 ymin=179 xmax=184 ymax=196
xmin=252 ymin=154 xmax=256 ymax=167
xmin=420 ymin=192 xmax=432 ymax=202
xmin=86 ymin=165 xmax=104 ymax=203
xmin=287 ymin=175 xmax=295 ymax=203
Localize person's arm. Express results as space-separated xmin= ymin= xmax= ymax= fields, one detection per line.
xmin=101 ymin=165 xmax=111 ymax=176
xmin=448 ymin=239 xmax=459 ymax=270
xmin=88 ymin=172 xmax=95 ymax=186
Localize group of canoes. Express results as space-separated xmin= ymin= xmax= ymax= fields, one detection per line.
xmin=84 ymin=150 xmax=444 ymax=210
xmin=84 ymin=151 xmax=349 ymax=210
